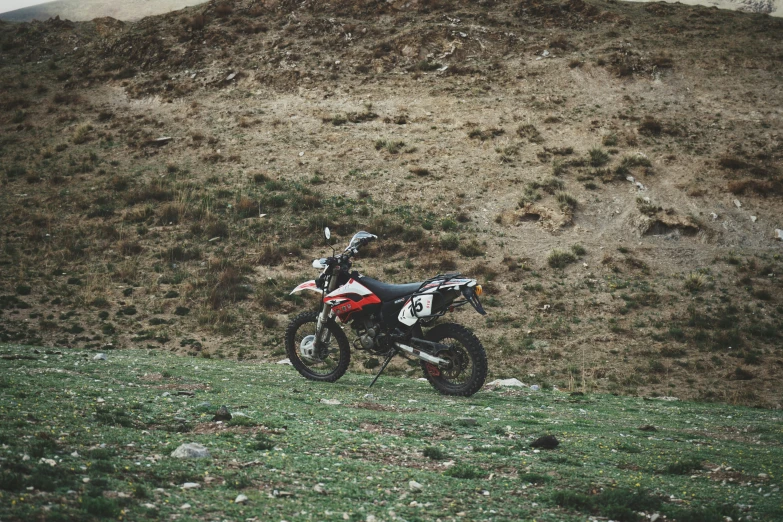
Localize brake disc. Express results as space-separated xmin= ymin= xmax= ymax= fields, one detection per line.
xmin=299 ymin=335 xmax=318 ymax=363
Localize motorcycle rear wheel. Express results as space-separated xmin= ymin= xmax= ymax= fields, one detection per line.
xmin=420 ymin=323 xmax=487 ymax=397
xmin=285 ymin=311 xmax=350 ymax=382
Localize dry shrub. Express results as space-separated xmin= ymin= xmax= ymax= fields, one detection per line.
xmin=638 ymin=116 xmax=662 ymax=136
xmin=209 ymin=266 xmax=250 ymax=309
xmin=72 ymin=124 xmax=93 ymax=144
xmin=53 ymin=92 xmax=79 ymax=105
xmin=549 ymin=35 xmax=570 ymax=50
xmin=188 ymin=14 xmax=205 ymax=30
xmin=215 ymin=3 xmax=233 ymax=17
xmin=651 ymin=53 xmax=674 ymax=68
xmin=256 ymin=244 xmax=284 ymax=266
xmin=158 ymin=202 xmax=186 ymax=224
xmin=727 ymin=179 xmax=777 ymax=196
xmin=235 ymin=197 xmax=258 ymax=219
xmin=119 ymin=241 xmax=143 ymax=256
xmin=126 ymin=184 xmax=174 ymax=205
xmin=718 ymin=156 xmax=748 ymax=170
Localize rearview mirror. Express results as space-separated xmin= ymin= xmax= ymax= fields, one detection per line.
xmin=324 ymin=227 xmax=331 ymax=240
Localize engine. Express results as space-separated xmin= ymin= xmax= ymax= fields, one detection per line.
xmin=354 ymin=316 xmax=391 ymax=355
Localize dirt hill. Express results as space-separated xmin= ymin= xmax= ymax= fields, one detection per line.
xmin=0 ymin=0 xmax=782 ymax=407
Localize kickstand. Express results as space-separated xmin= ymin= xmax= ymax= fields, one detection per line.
xmin=368 ymin=351 xmax=396 ymax=388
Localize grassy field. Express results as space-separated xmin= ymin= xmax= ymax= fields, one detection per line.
xmin=0 ymin=345 xmax=781 ymax=521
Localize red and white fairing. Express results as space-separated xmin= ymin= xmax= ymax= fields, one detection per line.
xmin=324 ymin=278 xmax=381 ymax=322
xmin=290 ymin=280 xmax=320 ymax=295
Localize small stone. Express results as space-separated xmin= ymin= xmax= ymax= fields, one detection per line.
xmin=486 ymin=378 xmax=526 ymax=388
xmin=313 ymin=484 xmax=326 ymax=494
xmin=320 ymin=399 xmax=341 ymax=405
xmin=171 ymin=443 xmax=211 ymax=459
xmin=530 ymin=384 xmax=540 ymax=391
xmin=93 ymin=353 xmax=107 ymax=361
xmin=710 ymin=212 xmax=718 ymax=220
xmin=213 ymin=405 xmax=232 ymax=422
xmin=650 ymin=514 xmax=660 ymax=522
xmin=530 ymin=435 xmax=559 ymax=449
xmin=226 ymin=72 xmax=237 ymax=81
xmin=142 ymin=503 xmax=157 ymax=509
xmin=180 ymin=503 xmax=191 ymax=509
xmin=277 ymin=358 xmax=293 ymax=365
xmin=234 ymin=494 xmax=248 ymax=504
xmin=734 ymin=199 xmax=742 ymax=208
xmin=751 ymin=216 xmax=757 ymax=223
xmin=776 ymin=229 xmax=783 ymax=241
xmin=626 ymin=175 xmax=635 ymax=183
xmin=409 ymin=480 xmax=423 ymax=492
xmin=181 ymin=482 xmax=200 ymax=489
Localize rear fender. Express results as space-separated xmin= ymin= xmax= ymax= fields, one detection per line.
xmin=290 ymin=280 xmax=320 ymax=295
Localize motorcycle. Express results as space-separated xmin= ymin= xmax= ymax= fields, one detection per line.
xmin=284 ymin=228 xmax=488 ymax=396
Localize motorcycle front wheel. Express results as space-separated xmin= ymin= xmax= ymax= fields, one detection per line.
xmin=284 ymin=311 xmax=350 ymax=382
xmin=420 ymin=323 xmax=487 ymax=397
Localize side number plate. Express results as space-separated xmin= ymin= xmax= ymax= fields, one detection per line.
xmin=398 ymin=295 xmax=434 ymax=326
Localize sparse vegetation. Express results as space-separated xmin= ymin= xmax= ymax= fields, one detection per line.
xmin=0 ymin=0 xmax=780 ymax=409
xmin=548 ymin=250 xmax=577 ymax=269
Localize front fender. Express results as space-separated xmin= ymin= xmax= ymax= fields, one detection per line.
xmin=290 ymin=280 xmax=320 ymax=295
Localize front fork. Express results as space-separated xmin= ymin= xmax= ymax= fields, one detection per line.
xmin=314 ymin=274 xmax=338 ymax=346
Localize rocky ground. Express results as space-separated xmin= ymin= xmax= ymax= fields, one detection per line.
xmin=0 ymin=0 xmax=782 ymax=406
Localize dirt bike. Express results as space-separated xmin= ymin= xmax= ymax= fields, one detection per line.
xmin=284 ymin=229 xmax=488 ymax=396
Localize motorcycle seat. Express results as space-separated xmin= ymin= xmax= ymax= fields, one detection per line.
xmin=358 ymin=276 xmax=423 ymax=302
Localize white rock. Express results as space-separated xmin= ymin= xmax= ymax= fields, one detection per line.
xmin=276 ymin=358 xmax=292 ymax=365
xmin=650 ymin=514 xmax=660 ymax=522
xmin=226 ymin=72 xmax=237 ymax=81
xmin=486 ymin=378 xmax=527 ymax=387
xmin=40 ymin=458 xmax=57 ymax=466
xmin=734 ymin=199 xmax=742 ymax=208
xmin=234 ymin=494 xmax=248 ymax=504
xmin=416 ymin=378 xmax=429 ymax=382
xmin=530 ymin=385 xmax=540 ymax=391
xmin=313 ymin=484 xmax=326 ymax=494
xmin=626 ymin=176 xmax=635 ymax=183
xmin=751 ymin=216 xmax=757 ymax=223
xmin=181 ymin=482 xmax=200 ymax=489
xmin=93 ymin=353 xmax=107 ymax=361
xmin=70 ymin=451 xmax=79 ymax=458
xmin=171 ymin=443 xmax=211 ymax=459
xmin=320 ymin=399 xmax=341 ymax=405
xmin=142 ymin=503 xmax=157 ymax=509
xmin=541 ymin=50 xmax=550 ymax=57
xmin=636 ymin=182 xmax=646 ymax=190
xmin=180 ymin=503 xmax=191 ymax=509
xmin=710 ymin=212 xmax=718 ymax=221
xmin=409 ymin=480 xmax=423 ymax=492
xmin=777 ymin=229 xmax=783 ymax=241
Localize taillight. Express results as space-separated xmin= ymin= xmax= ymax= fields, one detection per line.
xmin=474 ymin=285 xmax=483 ymax=296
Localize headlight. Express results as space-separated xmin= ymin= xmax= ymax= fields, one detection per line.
xmin=474 ymin=285 xmax=483 ymax=296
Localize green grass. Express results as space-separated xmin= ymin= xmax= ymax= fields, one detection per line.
xmin=0 ymin=345 xmax=781 ymax=521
